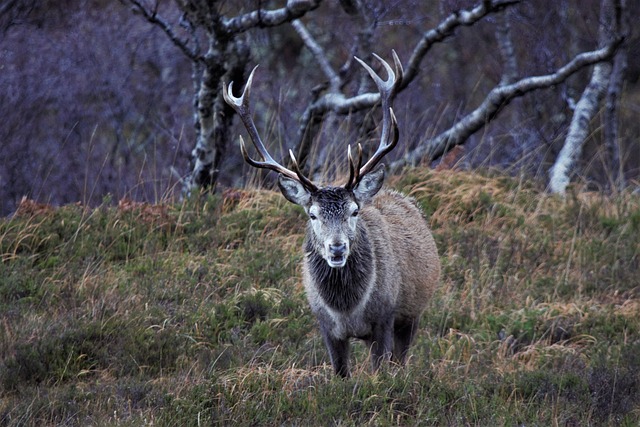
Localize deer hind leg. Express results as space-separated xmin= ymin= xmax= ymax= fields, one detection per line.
xmin=393 ymin=318 xmax=419 ymax=364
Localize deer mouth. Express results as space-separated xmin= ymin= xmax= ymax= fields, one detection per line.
xmin=328 ymin=255 xmax=347 ymax=268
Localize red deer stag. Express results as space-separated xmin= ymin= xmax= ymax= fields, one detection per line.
xmin=223 ymin=52 xmax=440 ymax=377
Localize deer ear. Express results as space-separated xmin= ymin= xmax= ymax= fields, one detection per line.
xmin=353 ymin=163 xmax=385 ymax=203
xmin=278 ymin=175 xmax=312 ymax=206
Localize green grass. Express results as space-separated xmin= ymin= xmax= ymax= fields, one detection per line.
xmin=1 ymin=170 xmax=639 ymax=425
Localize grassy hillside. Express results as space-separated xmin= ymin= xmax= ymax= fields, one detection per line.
xmin=1 ymin=169 xmax=639 ymax=426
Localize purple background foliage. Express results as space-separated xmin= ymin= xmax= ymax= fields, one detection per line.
xmin=1 ymin=0 xmax=638 ymax=215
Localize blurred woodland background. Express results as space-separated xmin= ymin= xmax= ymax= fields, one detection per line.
xmin=1 ymin=0 xmax=639 ymax=216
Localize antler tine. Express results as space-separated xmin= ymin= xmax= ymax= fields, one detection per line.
xmin=223 ymin=66 xmax=317 ymax=191
xmin=391 ymin=49 xmax=404 ymax=92
xmin=348 ymin=51 xmax=402 ymax=186
xmin=346 ymin=143 xmax=363 ymax=189
xmin=288 ymin=149 xmax=319 ymax=191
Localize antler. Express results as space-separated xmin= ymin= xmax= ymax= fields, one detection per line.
xmin=223 ymin=66 xmax=318 ymax=192
xmin=345 ymin=51 xmax=403 ymax=189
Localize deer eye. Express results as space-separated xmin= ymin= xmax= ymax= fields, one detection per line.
xmin=309 ymin=213 xmax=317 ymax=220
xmin=351 ymin=209 xmax=359 ymax=217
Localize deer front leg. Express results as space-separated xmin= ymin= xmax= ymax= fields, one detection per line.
xmin=320 ymin=325 xmax=351 ymax=377
xmin=368 ymin=313 xmax=394 ymax=372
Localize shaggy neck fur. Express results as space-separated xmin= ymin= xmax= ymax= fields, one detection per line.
xmin=306 ymin=222 xmax=373 ymax=312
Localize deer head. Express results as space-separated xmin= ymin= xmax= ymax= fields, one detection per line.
xmin=223 ymin=52 xmax=403 ymax=268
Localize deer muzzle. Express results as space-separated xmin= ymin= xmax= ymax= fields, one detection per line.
xmin=327 ymin=242 xmax=348 ymax=268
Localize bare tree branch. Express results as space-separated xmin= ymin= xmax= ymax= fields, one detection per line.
xmin=125 ymin=0 xmax=200 ymax=61
xmin=223 ymin=0 xmax=321 ymax=34
xmin=309 ymin=92 xmax=381 ymax=114
xmin=391 ymin=38 xmax=622 ymax=173
xmin=291 ymin=0 xmax=520 ymax=171
xmin=291 ymin=19 xmax=341 ymax=91
xmin=402 ymin=0 xmax=520 ymax=90
xmin=0 ymin=0 xmax=40 ymax=32
xmin=291 ymin=1 xmax=376 ymax=171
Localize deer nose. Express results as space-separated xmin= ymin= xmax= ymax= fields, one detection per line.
xmin=329 ymin=243 xmax=347 ymax=257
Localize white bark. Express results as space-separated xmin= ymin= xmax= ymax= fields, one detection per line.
xmin=494 ymin=10 xmax=518 ymax=85
xmin=222 ymin=0 xmax=322 ymax=33
xmin=548 ymin=0 xmax=619 ymax=195
xmin=548 ymin=62 xmax=612 ymax=194
xmin=292 ymin=0 xmax=519 ymax=168
xmin=127 ymin=0 xmax=322 ymax=194
xmin=289 ymin=0 xmax=618 ymax=177
xmin=402 ymin=0 xmax=519 ymax=90
xmin=389 ymin=41 xmax=619 ymax=173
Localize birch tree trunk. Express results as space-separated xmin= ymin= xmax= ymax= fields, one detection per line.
xmin=548 ymin=0 xmax=619 ymax=194
xmin=126 ymin=0 xmax=322 ymax=195
xmin=604 ymin=49 xmax=626 ymax=191
xmin=548 ymin=63 xmax=612 ymax=194
xmin=188 ymin=41 xmax=249 ymax=191
xmin=604 ymin=0 xmax=628 ymax=191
